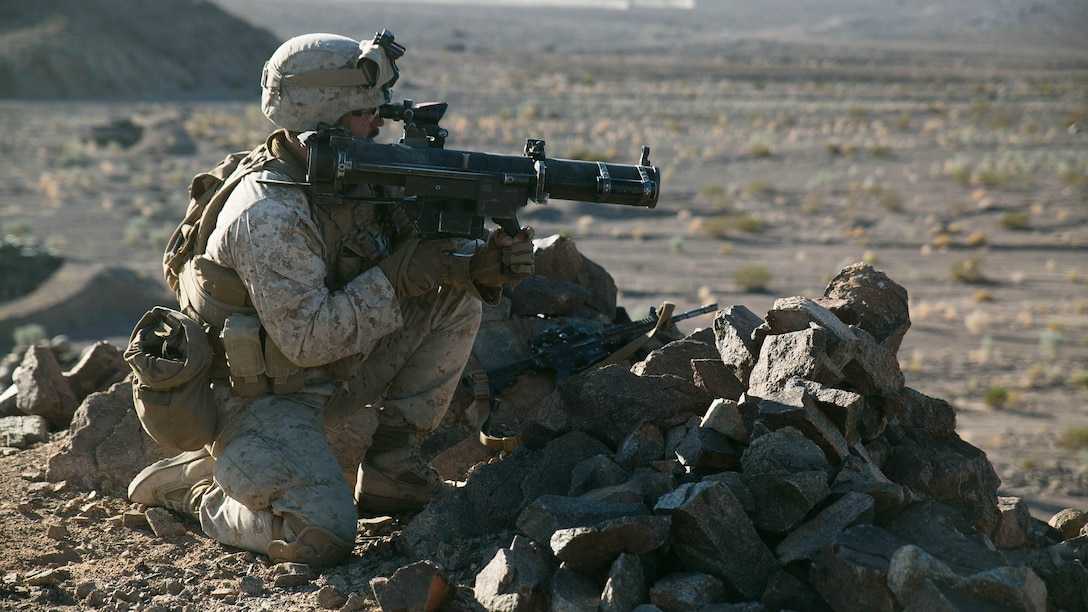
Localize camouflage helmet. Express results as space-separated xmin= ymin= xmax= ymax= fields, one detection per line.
xmin=261 ymin=32 xmax=401 ymax=132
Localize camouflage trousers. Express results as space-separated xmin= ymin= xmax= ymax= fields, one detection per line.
xmin=197 ymin=286 xmax=481 ymax=556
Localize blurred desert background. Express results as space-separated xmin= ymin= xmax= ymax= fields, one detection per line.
xmin=1 ymin=0 xmax=1086 ymax=523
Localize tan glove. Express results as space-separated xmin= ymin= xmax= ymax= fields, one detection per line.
xmin=470 ymin=226 xmax=536 ymax=288
xmin=377 ymin=238 xmax=456 ymax=299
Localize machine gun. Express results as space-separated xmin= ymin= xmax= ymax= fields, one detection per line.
xmin=300 ymin=99 xmax=660 ymax=240
xmin=464 ymin=302 xmax=718 ymax=450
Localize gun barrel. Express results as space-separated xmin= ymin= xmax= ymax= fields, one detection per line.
xmin=308 ymin=135 xmax=660 ymax=210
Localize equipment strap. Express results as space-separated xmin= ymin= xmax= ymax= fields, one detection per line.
xmin=598 ymin=301 xmax=676 ymax=367
xmin=469 ymin=369 xmax=522 ymax=452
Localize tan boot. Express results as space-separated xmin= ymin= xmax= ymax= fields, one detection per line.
xmin=355 ymin=426 xmax=449 ymax=515
xmin=128 ymin=449 xmax=215 ymax=519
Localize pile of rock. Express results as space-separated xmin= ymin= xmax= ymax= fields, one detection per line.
xmin=1 ymin=238 xmax=1086 ymax=610
xmin=393 ymin=262 xmax=1088 ymax=611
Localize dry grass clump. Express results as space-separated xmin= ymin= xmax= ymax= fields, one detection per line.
xmin=949 ymin=256 xmax=986 ymax=284
xmin=1057 ymin=427 xmax=1088 ymax=452
xmin=701 ymin=214 xmax=766 ymax=238
xmin=733 ymin=264 xmax=772 ymax=292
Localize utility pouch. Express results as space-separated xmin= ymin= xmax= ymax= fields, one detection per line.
xmin=124 ymin=306 xmax=216 ymax=451
xmin=264 ymin=340 xmax=304 ymax=395
xmin=221 ymin=313 xmax=267 ymax=397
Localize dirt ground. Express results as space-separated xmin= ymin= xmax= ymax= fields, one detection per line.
xmin=1 ymin=0 xmax=1086 ymax=609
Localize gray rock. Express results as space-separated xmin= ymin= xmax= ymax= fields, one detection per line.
xmin=756 ymin=377 xmax=851 ymax=463
xmin=522 ymin=431 xmax=613 ymax=504
xmin=549 ymin=514 xmax=671 ymax=574
xmin=701 ymin=398 xmax=749 ymax=444
xmin=887 ymin=544 xmax=1047 ymax=611
xmin=654 ymin=481 xmax=778 ymax=600
xmin=762 ymin=296 xmax=860 ymax=355
xmin=649 ymin=572 xmax=726 ymax=611
xmin=615 ymin=421 xmax=666 ymax=471
xmin=748 ymin=326 xmax=846 ymax=398
xmin=550 ymin=567 xmax=601 ymax=612
xmin=401 ymin=445 xmax=542 ymax=557
xmin=530 ymin=234 xmax=617 ymax=318
xmin=994 ymin=496 xmax=1033 ymax=549
xmin=712 ymin=305 xmax=765 ymax=387
xmin=63 ymin=341 xmax=126 ymax=403
xmin=691 ymin=358 xmax=746 ymax=401
xmin=884 ymin=500 xmax=1007 ymax=576
xmin=631 ymin=327 xmax=719 ymax=382
xmin=674 ymin=425 xmax=741 ymax=474
xmin=829 ymin=448 xmax=910 ymax=516
xmin=840 ymin=326 xmax=904 ymax=396
xmin=371 ymin=560 xmax=453 ymax=612
xmin=473 ymin=536 xmax=554 ymax=611
xmin=702 ymin=471 xmax=755 ymax=513
xmin=14 ymin=344 xmax=79 ymax=428
xmin=45 ymin=380 xmax=170 ymax=494
xmin=1 ymin=414 xmax=49 ymax=449
xmin=818 ymin=262 xmax=911 ymax=354
xmin=578 ymin=467 xmax=676 ymax=508
xmin=760 ymin=569 xmax=824 ymax=612
xmin=775 ymin=491 xmax=876 ymax=564
xmin=601 ymin=553 xmax=647 ymax=612
xmin=1048 ymin=508 xmax=1088 ymax=541
xmin=548 ymin=365 xmax=713 ymax=448
xmin=517 ymin=495 xmax=649 ymax=547
xmin=506 ymin=274 xmax=590 ymax=317
xmin=144 ymin=507 xmax=187 ymax=538
xmin=878 ymin=387 xmax=958 ymax=437
xmin=882 ymin=425 xmax=1001 ymax=535
xmin=568 ymin=454 xmax=630 ymax=498
xmin=741 ymin=427 xmax=831 ymax=533
xmin=809 ymin=524 xmax=904 ymax=612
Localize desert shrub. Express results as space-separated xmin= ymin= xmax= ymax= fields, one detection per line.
xmin=983 ymin=386 xmax=1009 ymax=408
xmin=965 ymin=231 xmax=988 ymax=247
xmin=13 ymin=324 xmax=47 ymax=348
xmin=973 ymin=169 xmax=1010 ymax=188
xmin=869 ymin=144 xmax=893 ymax=158
xmin=748 ymin=143 xmax=773 ymax=158
xmin=1067 ymin=371 xmax=1088 ymax=390
xmin=743 ymin=179 xmax=775 ymax=197
xmin=950 ymin=256 xmax=986 ymax=283
xmin=971 ymin=289 xmax=995 ymax=302
xmin=669 ymin=236 xmax=684 ymax=253
xmin=846 ymin=106 xmax=867 ymax=124
xmin=565 ymin=146 xmax=612 ymax=162
xmin=1040 ymin=329 xmax=1062 ymax=360
xmin=1064 ymin=105 xmax=1086 ymax=128
xmin=124 ymin=217 xmax=149 ymax=246
xmin=1057 ymin=427 xmax=1088 ymax=451
xmin=879 ymin=192 xmax=904 ymax=212
xmin=734 ymin=264 xmax=771 ymax=292
xmin=700 ymin=183 xmax=725 ymax=199
xmin=999 ymin=211 xmax=1030 ymax=230
xmin=702 ymin=214 xmax=765 ymax=238
xmin=895 ymin=113 xmax=911 ymax=131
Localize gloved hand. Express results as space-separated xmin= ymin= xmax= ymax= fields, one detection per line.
xmin=470 ymin=226 xmax=536 ymax=288
xmin=377 ymin=238 xmax=456 ymax=299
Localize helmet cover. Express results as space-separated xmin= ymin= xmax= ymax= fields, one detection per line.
xmin=261 ymin=33 xmax=398 ymax=132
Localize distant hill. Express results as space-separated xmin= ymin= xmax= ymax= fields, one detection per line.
xmin=0 ymin=0 xmax=281 ymax=100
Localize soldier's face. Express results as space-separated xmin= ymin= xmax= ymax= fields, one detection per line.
xmin=344 ymin=107 xmax=384 ymax=139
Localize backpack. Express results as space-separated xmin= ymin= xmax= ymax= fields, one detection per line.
xmin=161 ymin=148 xmax=271 ymax=297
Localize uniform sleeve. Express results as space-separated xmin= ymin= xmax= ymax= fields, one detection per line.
xmin=206 ymin=172 xmax=403 ymax=367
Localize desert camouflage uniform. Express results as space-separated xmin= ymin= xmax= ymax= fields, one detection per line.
xmin=189 ymin=131 xmax=481 ymax=557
